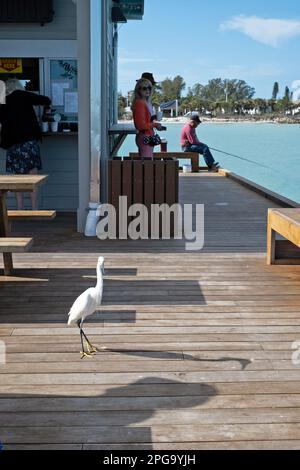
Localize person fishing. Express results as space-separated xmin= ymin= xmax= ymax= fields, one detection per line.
xmin=181 ymin=113 xmax=220 ymax=172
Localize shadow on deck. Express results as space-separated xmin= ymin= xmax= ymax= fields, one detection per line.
xmin=1 ymin=173 xmax=300 ymax=450
xmin=10 ymin=174 xmax=277 ymax=254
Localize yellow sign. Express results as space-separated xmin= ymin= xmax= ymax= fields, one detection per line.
xmin=0 ymin=59 xmax=23 ymax=74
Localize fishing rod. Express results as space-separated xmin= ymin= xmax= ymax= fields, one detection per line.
xmin=208 ymin=146 xmax=273 ymax=172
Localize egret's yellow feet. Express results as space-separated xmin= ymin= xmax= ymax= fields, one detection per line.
xmin=81 ymin=351 xmax=94 ymax=359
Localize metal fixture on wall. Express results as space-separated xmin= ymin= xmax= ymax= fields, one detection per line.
xmin=0 ymin=0 xmax=54 ymax=25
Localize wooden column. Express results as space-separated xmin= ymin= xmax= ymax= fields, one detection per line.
xmin=267 ymin=211 xmax=276 ymax=265
xmin=0 ymin=191 xmax=13 ymax=275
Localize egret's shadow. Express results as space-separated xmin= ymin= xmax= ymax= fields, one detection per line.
xmin=106 ymin=349 xmax=252 ymax=371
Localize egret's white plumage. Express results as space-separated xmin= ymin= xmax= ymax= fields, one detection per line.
xmin=68 ymin=256 xmax=105 ymax=357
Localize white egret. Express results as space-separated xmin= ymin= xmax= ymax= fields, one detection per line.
xmin=68 ymin=256 xmax=105 ymax=359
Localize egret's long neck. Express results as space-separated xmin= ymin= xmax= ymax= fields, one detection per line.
xmin=96 ymin=263 xmax=103 ymax=295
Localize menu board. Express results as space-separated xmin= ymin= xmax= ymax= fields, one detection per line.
xmin=51 ymin=81 xmax=70 ymax=107
xmin=50 ymin=59 xmax=78 ymax=122
xmin=0 ymin=80 xmax=5 ymax=104
xmin=64 ymin=91 xmax=78 ymax=114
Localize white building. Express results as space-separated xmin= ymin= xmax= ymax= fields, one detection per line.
xmin=0 ymin=0 xmax=144 ymax=232
xmin=292 ymin=80 xmax=300 ymax=102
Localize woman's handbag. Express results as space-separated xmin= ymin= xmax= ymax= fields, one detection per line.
xmin=143 ymin=132 xmax=162 ymax=147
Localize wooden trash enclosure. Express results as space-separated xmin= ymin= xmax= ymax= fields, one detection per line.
xmin=108 ymin=158 xmax=179 ymax=237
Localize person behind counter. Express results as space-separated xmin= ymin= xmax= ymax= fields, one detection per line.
xmin=0 ymin=79 xmax=51 ymax=210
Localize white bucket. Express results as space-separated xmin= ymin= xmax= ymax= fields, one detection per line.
xmin=183 ymin=164 xmax=192 ymax=173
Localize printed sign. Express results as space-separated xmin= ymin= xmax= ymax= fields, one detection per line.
xmin=0 ymin=58 xmax=23 ymax=74
xmin=0 ymin=80 xmax=5 ymax=104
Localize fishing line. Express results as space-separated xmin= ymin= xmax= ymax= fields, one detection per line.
xmin=208 ymin=146 xmax=274 ymax=172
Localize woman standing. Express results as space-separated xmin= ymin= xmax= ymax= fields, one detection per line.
xmin=132 ymin=78 xmax=162 ymax=158
xmin=0 ymin=79 xmax=51 ymax=210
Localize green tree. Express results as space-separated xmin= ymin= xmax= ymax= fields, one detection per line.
xmin=284 ymin=86 xmax=290 ymax=100
xmin=118 ymin=93 xmax=127 ymax=119
xmin=160 ymin=76 xmax=186 ymax=102
xmin=199 ymin=79 xmax=255 ymax=102
xmin=272 ymin=82 xmax=279 ymax=100
xmin=172 ymin=75 xmax=186 ymax=99
xmin=226 ymin=79 xmax=255 ymax=101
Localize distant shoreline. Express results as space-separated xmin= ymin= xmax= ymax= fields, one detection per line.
xmin=163 ymin=117 xmax=300 ymax=125
xmin=121 ymin=117 xmax=300 ymax=125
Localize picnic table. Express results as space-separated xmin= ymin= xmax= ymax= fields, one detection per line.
xmin=0 ymin=175 xmax=48 ymax=276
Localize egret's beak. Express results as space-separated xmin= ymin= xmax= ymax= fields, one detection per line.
xmin=101 ymin=265 xmax=105 ymax=276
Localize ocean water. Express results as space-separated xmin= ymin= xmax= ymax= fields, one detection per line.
xmin=120 ymin=123 xmax=300 ymax=204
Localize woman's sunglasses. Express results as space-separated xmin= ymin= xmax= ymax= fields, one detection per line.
xmin=140 ymin=86 xmax=152 ymax=91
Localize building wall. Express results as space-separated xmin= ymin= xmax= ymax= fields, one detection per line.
xmin=0 ymin=0 xmax=78 ymax=211
xmin=0 ymin=0 xmax=119 ymax=222
xmin=0 ymin=136 xmax=78 ymax=210
xmin=0 ymin=0 xmax=77 ymax=40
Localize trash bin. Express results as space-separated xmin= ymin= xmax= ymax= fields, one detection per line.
xmin=108 ymin=158 xmax=179 ymax=238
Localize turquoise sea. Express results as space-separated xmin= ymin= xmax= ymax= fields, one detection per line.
xmin=120 ymin=123 xmax=300 ymax=204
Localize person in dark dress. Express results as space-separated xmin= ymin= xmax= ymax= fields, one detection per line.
xmin=0 ymin=79 xmax=51 ymax=209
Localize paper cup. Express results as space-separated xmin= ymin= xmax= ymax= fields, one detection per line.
xmin=42 ymin=122 xmax=49 ymax=133
xmin=51 ymin=122 xmax=59 ymax=132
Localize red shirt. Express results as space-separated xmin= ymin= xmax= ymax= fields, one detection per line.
xmin=180 ymin=123 xmax=200 ymax=147
xmin=133 ymin=99 xmax=159 ymax=137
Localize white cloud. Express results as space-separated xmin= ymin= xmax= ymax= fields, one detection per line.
xmin=221 ymin=15 xmax=300 ymax=47
xmin=292 ymin=80 xmax=300 ymax=89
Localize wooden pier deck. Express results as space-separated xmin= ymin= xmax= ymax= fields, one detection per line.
xmin=1 ymin=173 xmax=300 ymax=450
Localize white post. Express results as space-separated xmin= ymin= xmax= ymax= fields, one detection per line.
xmin=77 ymin=0 xmax=91 ymax=233
xmin=84 ymin=0 xmax=104 ymax=236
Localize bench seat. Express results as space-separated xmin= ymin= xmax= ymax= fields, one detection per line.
xmin=0 ymin=238 xmax=33 ymax=253
xmin=8 ymin=210 xmax=56 ymax=221
xmin=129 ymin=152 xmax=201 ymax=172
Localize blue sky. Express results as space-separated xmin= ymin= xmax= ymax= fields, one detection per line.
xmin=118 ymin=0 xmax=300 ymax=98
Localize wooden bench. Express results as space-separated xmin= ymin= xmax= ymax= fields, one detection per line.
xmin=8 ymin=210 xmax=56 ymax=221
xmin=267 ymin=208 xmax=300 ymax=265
xmin=129 ymin=152 xmax=201 ymax=173
xmin=0 ymin=238 xmax=33 ymax=253
xmin=0 ymin=238 xmax=33 ymax=276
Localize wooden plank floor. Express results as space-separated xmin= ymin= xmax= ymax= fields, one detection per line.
xmin=1 ymin=173 xmax=300 ymax=450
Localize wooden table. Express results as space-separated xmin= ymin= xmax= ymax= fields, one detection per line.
xmin=108 ymin=124 xmax=137 ymax=158
xmin=0 ymin=175 xmax=48 ymax=275
xmin=267 ymin=208 xmax=300 ymax=265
